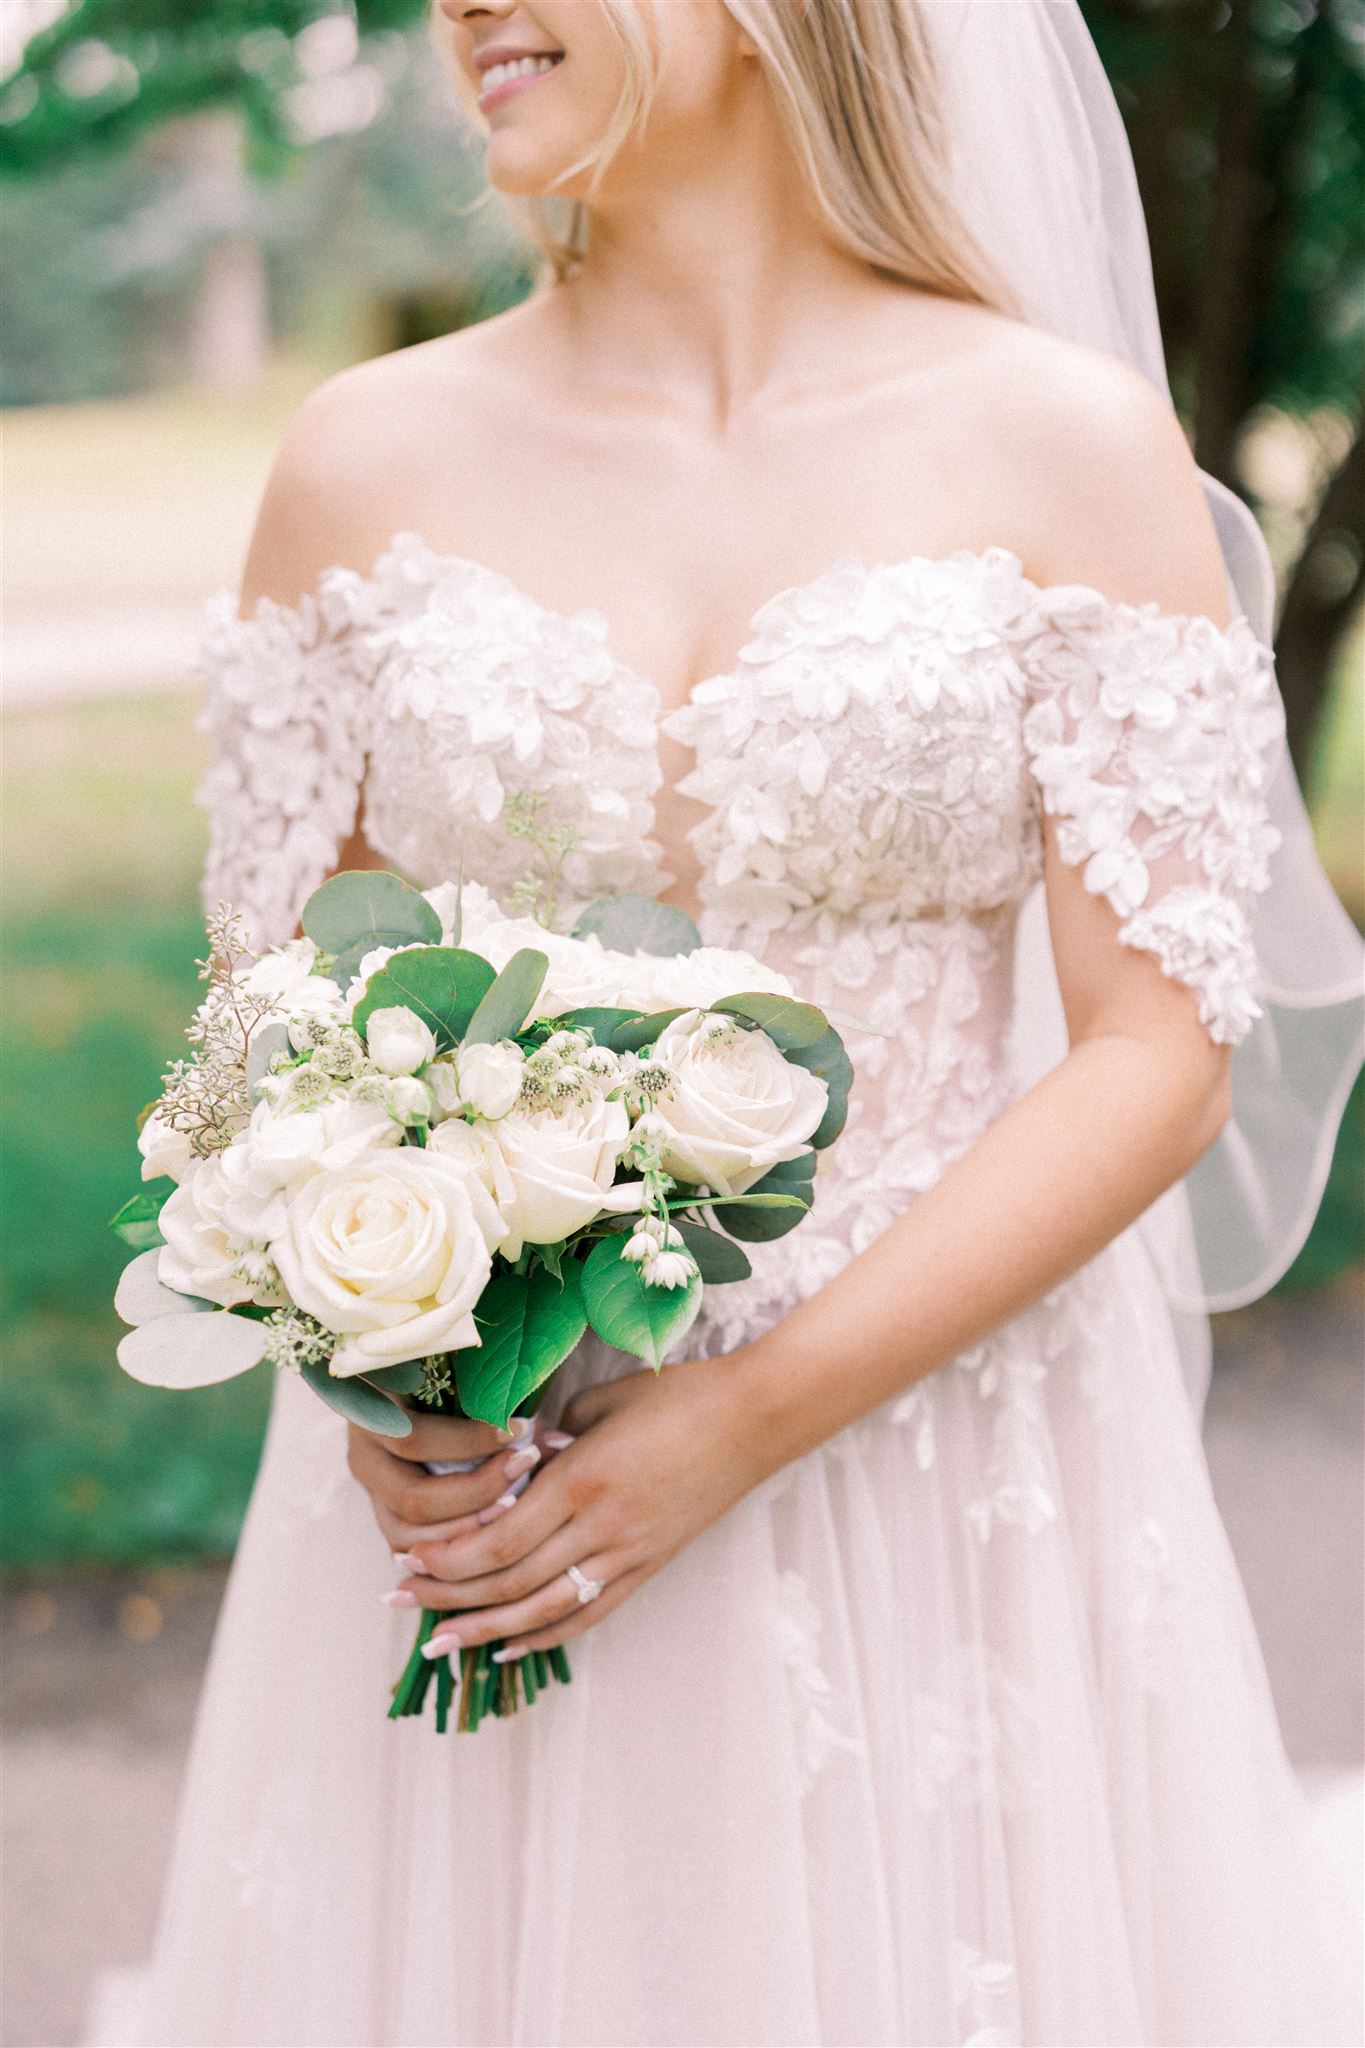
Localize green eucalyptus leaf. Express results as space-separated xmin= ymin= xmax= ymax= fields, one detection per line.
xmin=462 ymin=948 xmax=549 ymax=1046
xmin=303 ymin=870 xmax=442 ymax=965
xmin=710 ymin=991 xmax=827 ymax=1049
xmin=299 ymin=1360 xmax=413 ymax=1437
xmin=575 ymin=894 xmax=701 ymax=958
xmin=782 ymin=1025 xmax=854 ymax=1149
xmin=109 ymin=1186 xmax=170 ymax=1251
xmin=453 ymin=1266 xmax=588 ymax=1429
xmin=610 ymin=1007 xmax=688 ymax=1052
xmin=246 ymin=1018 xmax=293 ymax=1103
xmin=580 ymin=1233 xmax=702 ymax=1368
xmin=557 ymin=1006 xmax=645 ymax=1042
xmin=118 ymin=1309 xmax=268 ymax=1388
xmin=351 ymin=947 xmax=496 ymax=1052
xmin=670 ymin=1218 xmax=752 ymax=1283
xmin=361 ymin=1359 xmax=427 ymax=1395
xmin=710 ymin=1159 xmax=814 ymax=1242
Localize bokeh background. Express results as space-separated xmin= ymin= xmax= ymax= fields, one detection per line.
xmin=1 ymin=4 xmax=1362 ymax=2044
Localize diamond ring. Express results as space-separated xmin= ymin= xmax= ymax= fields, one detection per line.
xmin=566 ymin=1563 xmax=603 ymax=1605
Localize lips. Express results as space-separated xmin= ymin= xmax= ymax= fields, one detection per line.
xmin=475 ymin=47 xmax=565 ymax=109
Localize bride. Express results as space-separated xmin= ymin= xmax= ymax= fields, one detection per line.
xmin=131 ymin=2 xmax=1363 ymax=2044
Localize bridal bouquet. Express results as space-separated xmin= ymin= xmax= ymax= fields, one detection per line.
xmin=111 ymin=872 xmax=852 ymax=1731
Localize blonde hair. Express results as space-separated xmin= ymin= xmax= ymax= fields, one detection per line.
xmin=432 ymin=0 xmax=1007 ymax=308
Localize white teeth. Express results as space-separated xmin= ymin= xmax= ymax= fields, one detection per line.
xmin=481 ymin=54 xmax=560 ymax=94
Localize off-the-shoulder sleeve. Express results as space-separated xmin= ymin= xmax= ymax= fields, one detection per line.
xmin=1019 ymin=588 xmax=1286 ymax=1045
xmin=193 ymin=568 xmax=374 ymax=950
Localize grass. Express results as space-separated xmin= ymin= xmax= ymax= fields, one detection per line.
xmin=1 ymin=696 xmax=270 ymax=1569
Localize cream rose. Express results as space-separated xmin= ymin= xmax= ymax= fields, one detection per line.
xmin=453 ymin=1041 xmax=525 ymax=1120
xmin=158 ymin=1154 xmax=259 ymax=1307
xmin=271 ymin=1148 xmax=506 ymax=1376
xmin=239 ymin=940 xmax=344 ymax=1027
xmin=218 ymin=1096 xmax=399 ymax=1241
xmin=428 ymin=1115 xmax=518 ymax=1217
xmin=647 ymin=1010 xmax=828 ymax=1196
xmin=489 ymin=1095 xmax=631 ymax=1259
xmin=641 ymin=948 xmax=795 ymax=1013
xmin=138 ymin=1108 xmax=194 ymax=1185
xmin=365 ymin=1006 xmax=437 ymax=1076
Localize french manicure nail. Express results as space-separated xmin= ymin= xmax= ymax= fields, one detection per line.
xmin=478 ymin=1491 xmax=518 ymax=1525
xmin=392 ymin=1551 xmax=425 ymax=1574
xmin=421 ymin=1632 xmax=459 ymax=1659
xmin=504 ymin=1444 xmax=541 ymax=1480
xmin=491 ymin=1646 xmax=519 ymax=1663
xmin=382 ymin=1589 xmax=417 ymax=1608
xmin=541 ymin=1430 xmax=574 ymax=1450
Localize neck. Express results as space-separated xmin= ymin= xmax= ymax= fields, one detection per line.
xmin=551 ymin=88 xmax=882 ymax=431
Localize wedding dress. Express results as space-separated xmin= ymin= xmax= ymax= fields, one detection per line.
xmin=125 ymin=532 xmax=1359 ymax=2048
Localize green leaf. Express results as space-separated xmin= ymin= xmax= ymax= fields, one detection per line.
xmin=575 ymin=893 xmax=701 ymax=958
xmin=118 ymin=1310 xmax=268 ymax=1389
xmin=670 ymin=1218 xmax=752 ymax=1283
xmin=299 ymin=1361 xmax=413 ymax=1438
xmin=610 ymin=1007 xmax=688 ymax=1052
xmin=580 ymin=1233 xmax=702 ymax=1368
xmin=453 ymin=1265 xmax=588 ymax=1429
xmin=537 ymin=1239 xmax=566 ymax=1281
xmin=710 ymin=1159 xmax=814 ymax=1242
xmin=782 ymin=1026 xmax=854 ymax=1149
xmin=302 ymin=871 xmax=442 ymax=982
xmin=351 ymin=947 xmax=496 ymax=1053
xmin=556 ymin=1006 xmax=645 ymax=1042
xmin=362 ymin=1359 xmax=427 ymax=1395
xmin=109 ymin=1186 xmax=169 ymax=1251
xmin=245 ymin=1018 xmax=292 ymax=1103
xmin=462 ymin=948 xmax=549 ymax=1045
xmin=710 ymin=991 xmax=828 ymax=1049
xmin=665 ymin=1190 xmax=809 ymax=1211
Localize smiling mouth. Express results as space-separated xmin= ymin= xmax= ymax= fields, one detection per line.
xmin=478 ymin=52 xmax=565 ymax=108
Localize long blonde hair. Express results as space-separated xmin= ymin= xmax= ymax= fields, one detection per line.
xmin=432 ymin=0 xmax=1008 ymax=308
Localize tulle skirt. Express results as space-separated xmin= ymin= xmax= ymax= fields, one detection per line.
xmin=130 ymin=1224 xmax=1356 ymax=2047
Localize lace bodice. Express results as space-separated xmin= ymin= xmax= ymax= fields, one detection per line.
xmin=196 ymin=532 xmax=1283 ymax=1347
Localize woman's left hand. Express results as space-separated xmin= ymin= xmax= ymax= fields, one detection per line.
xmin=385 ymin=1352 xmax=768 ymax=1660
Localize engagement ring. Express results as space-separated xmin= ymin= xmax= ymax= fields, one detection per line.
xmin=566 ymin=1564 xmax=603 ymax=1605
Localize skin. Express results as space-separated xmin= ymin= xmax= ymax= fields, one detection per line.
xmin=239 ymin=0 xmax=1236 ymax=1661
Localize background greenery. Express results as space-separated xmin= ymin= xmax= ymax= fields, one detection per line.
xmin=2 ymin=0 xmax=1361 ymax=1568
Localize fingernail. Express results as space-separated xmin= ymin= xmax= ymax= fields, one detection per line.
xmin=477 ymin=1492 xmax=518 ymax=1525
xmin=392 ymin=1551 xmax=425 ymax=1574
xmin=508 ymin=1414 xmax=535 ymax=1441
xmin=541 ymin=1430 xmax=574 ymax=1450
xmin=421 ymin=1632 xmax=459 ymax=1659
xmin=503 ymin=1444 xmax=540 ymax=1480
xmin=382 ymin=1589 xmax=417 ymax=1608
xmin=491 ymin=1646 xmax=519 ymax=1663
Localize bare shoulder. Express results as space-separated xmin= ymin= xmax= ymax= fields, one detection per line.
xmin=237 ymin=302 xmax=544 ymax=611
xmin=960 ymin=318 xmax=1229 ymax=620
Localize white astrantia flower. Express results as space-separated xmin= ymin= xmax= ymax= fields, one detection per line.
xmin=365 ymin=1006 xmax=437 ymax=1077
xmin=271 ymin=1147 xmax=507 ymax=1376
xmin=647 ymin=1010 xmax=828 ymax=1197
xmin=489 ymin=1093 xmax=632 ymax=1259
xmin=454 ymin=1040 xmax=525 ymax=1120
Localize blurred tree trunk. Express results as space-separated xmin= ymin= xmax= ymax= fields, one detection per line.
xmin=1275 ymin=427 xmax=1365 ymax=776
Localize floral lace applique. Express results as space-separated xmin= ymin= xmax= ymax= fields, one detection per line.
xmin=773 ymin=1568 xmax=865 ymax=1793
xmin=1127 ymin=1515 xmax=1183 ymax=1695
xmin=910 ymin=1644 xmax=1041 ymax=1816
xmin=1020 ymin=590 xmax=1283 ymax=1044
xmin=953 ymin=1939 xmax=1021 ymax=2048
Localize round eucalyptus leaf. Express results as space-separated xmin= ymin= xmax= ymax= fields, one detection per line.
xmin=351 ymin=947 xmax=496 ymax=1052
xmin=670 ymin=1218 xmax=753 ymax=1283
xmin=782 ymin=1025 xmax=854 ymax=1148
xmin=710 ymin=991 xmax=828 ymax=1049
xmin=246 ymin=1018 xmax=293 ymax=1103
xmin=463 ymin=949 xmax=550 ymax=1046
xmin=302 ymin=871 xmax=442 ymax=960
xmin=118 ymin=1309 xmax=269 ymax=1388
xmin=300 ymin=1360 xmax=414 ymax=1437
xmin=115 ymin=1248 xmax=214 ymax=1326
xmin=575 ymin=894 xmax=701 ymax=958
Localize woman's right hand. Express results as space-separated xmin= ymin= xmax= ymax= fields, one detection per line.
xmin=347 ymin=1411 xmax=549 ymax=1557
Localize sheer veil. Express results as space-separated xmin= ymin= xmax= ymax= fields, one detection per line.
xmin=921 ymin=0 xmax=1364 ymax=1393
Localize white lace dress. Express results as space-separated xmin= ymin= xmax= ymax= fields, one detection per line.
xmin=134 ymin=536 xmax=1353 ymax=2047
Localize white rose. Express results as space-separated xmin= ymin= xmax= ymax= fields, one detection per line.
xmin=158 ymin=1154 xmax=259 ymax=1307
xmin=642 ymin=947 xmax=794 ymax=1013
xmin=424 ymin=878 xmax=502 ymax=945
xmin=271 ymin=1148 xmax=506 ymax=1376
xmin=454 ymin=1041 xmax=525 ymax=1119
xmin=365 ymin=1006 xmax=437 ymax=1076
xmin=385 ymin=1075 xmax=435 ymax=1126
xmin=238 ymin=939 xmax=344 ymax=1029
xmin=428 ymin=1116 xmax=518 ymax=1219
xmin=343 ymin=942 xmax=427 ymax=1014
xmin=489 ymin=1094 xmax=631 ymax=1259
xmin=138 ymin=1108 xmax=194 ymax=1185
xmin=218 ymin=1096 xmax=399 ymax=1241
xmin=648 ymin=1010 xmax=828 ymax=1196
